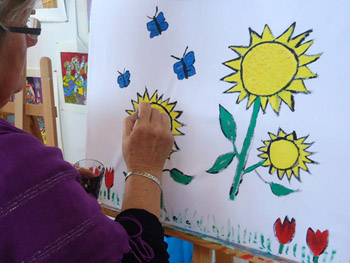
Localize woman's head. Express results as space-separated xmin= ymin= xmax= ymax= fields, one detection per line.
xmin=0 ymin=0 xmax=36 ymax=42
xmin=0 ymin=0 xmax=37 ymax=108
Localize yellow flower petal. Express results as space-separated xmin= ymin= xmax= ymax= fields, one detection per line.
xmin=223 ymin=73 xmax=241 ymax=83
xmin=229 ymin=46 xmax=249 ymax=56
xmin=286 ymin=80 xmax=310 ymax=93
xmin=276 ymin=23 xmax=295 ymax=43
xmin=224 ymin=58 xmax=242 ymax=70
xmin=262 ymin=24 xmax=275 ymax=41
xmin=237 ymin=90 xmax=248 ymax=103
xmin=225 ymin=82 xmax=244 ymax=93
xmin=295 ymin=40 xmax=313 ymax=56
xmin=260 ymin=97 xmax=268 ymax=111
xmin=278 ymin=91 xmax=294 ymax=111
xmin=288 ymin=30 xmax=312 ymax=48
xmin=299 ymin=54 xmax=321 ymax=66
xmin=268 ymin=95 xmax=282 ymax=113
xmin=286 ymin=169 xmax=292 ymax=179
xmin=250 ymin=28 xmax=263 ymax=46
xmin=277 ymin=170 xmax=285 ymax=179
xmin=247 ymin=94 xmax=257 ymax=108
xmin=269 ymin=132 xmax=277 ymax=140
xmin=296 ymin=66 xmax=317 ymax=79
xmin=277 ymin=129 xmax=286 ymax=137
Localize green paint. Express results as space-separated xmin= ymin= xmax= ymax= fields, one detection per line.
xmin=313 ymin=256 xmax=318 ymax=263
xmin=249 ymin=232 xmax=251 ymax=243
xmin=219 ymin=104 xmax=238 ymax=145
xmin=232 ymin=227 xmax=235 ymax=242
xmin=302 ymin=246 xmax=306 ymax=259
xmin=211 ymin=223 xmax=219 ymax=237
xmin=197 ymin=216 xmax=203 ymax=228
xmin=270 ymin=182 xmax=299 ymax=196
xmin=260 ymin=234 xmax=265 ymax=249
xmin=322 ymin=252 xmax=328 ymax=263
xmin=285 ymin=245 xmax=289 ymax=255
xmin=117 ymin=193 xmax=120 ymax=205
xmin=226 ymin=220 xmax=231 ymax=241
xmin=267 ymin=238 xmax=272 ymax=253
xmin=166 ymin=168 xmax=195 ymax=185
xmin=330 ymin=251 xmax=336 ymax=262
xmin=111 ymin=192 xmax=115 ymax=201
xmin=293 ymin=244 xmax=297 ymax=257
xmin=206 ymin=152 xmax=235 ymax=174
xmin=107 ymin=188 xmax=110 ymax=200
xmin=243 ymin=229 xmax=247 ymax=243
xmin=230 ymin=97 xmax=261 ymax=200
xmin=244 ymin=160 xmax=265 ymax=174
xmin=253 ymin=232 xmax=258 ymax=244
xmin=104 ymin=190 xmax=106 ymax=198
xmin=237 ymin=224 xmax=241 ymax=244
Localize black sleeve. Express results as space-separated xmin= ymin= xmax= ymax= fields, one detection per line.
xmin=115 ymin=209 xmax=169 ymax=263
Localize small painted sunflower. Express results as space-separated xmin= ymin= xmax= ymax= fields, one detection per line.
xmin=126 ymin=89 xmax=184 ymax=155
xmin=258 ymin=129 xmax=314 ymax=180
xmin=223 ymin=23 xmax=321 ymax=113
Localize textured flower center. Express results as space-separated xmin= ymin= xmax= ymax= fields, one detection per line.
xmin=241 ymin=42 xmax=298 ymax=96
xmin=269 ymin=139 xmax=299 ymax=169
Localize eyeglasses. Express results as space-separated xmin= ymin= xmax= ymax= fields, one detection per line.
xmin=0 ymin=17 xmax=41 ymax=40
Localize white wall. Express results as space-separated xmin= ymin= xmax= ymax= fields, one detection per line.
xmin=27 ymin=0 xmax=87 ymax=163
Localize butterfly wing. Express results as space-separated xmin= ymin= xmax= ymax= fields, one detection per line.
xmin=173 ymin=61 xmax=186 ymax=80
xmin=183 ymin=51 xmax=196 ymax=78
xmin=118 ymin=74 xmax=125 ymax=88
xmin=124 ymin=71 xmax=131 ymax=87
xmin=156 ymin=12 xmax=169 ymax=32
xmin=146 ymin=20 xmax=160 ymax=38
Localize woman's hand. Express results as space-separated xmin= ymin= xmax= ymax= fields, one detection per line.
xmin=122 ymin=102 xmax=174 ymax=178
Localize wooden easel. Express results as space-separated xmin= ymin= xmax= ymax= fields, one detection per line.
xmin=0 ymin=57 xmax=58 ymax=147
xmin=100 ymin=206 xmax=290 ymax=263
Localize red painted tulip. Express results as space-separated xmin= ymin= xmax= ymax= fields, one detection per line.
xmin=105 ymin=168 xmax=114 ymax=200
xmin=274 ymin=216 xmax=296 ymax=254
xmin=306 ymin=228 xmax=328 ymax=261
xmin=105 ymin=168 xmax=114 ymax=189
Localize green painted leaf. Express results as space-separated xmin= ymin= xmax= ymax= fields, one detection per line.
xmin=270 ymin=182 xmax=298 ymax=196
xmin=206 ymin=152 xmax=235 ymax=174
xmin=169 ymin=169 xmax=194 ymax=185
xmin=219 ymin=105 xmax=237 ymax=143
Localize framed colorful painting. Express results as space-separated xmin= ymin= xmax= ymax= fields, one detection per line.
xmin=56 ymin=42 xmax=88 ymax=113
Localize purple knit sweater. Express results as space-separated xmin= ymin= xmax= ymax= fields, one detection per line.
xmin=0 ymin=117 xmax=130 ymax=262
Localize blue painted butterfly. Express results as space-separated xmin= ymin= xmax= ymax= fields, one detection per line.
xmin=171 ymin=47 xmax=196 ymax=80
xmin=117 ymin=70 xmax=130 ymax=88
xmin=146 ymin=6 xmax=169 ymax=38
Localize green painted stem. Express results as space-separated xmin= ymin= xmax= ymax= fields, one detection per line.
xmin=229 ymin=97 xmax=261 ymax=200
xmin=279 ymin=244 xmax=284 ymax=254
xmin=313 ymin=256 xmax=319 ymax=263
xmin=244 ymin=160 xmax=265 ymax=174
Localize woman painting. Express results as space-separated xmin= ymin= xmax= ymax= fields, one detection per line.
xmin=0 ymin=1 xmax=172 ymax=262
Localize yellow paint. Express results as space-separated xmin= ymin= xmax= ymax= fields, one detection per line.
xmin=127 ymin=90 xmax=184 ymax=155
xmin=223 ymin=23 xmax=320 ymax=113
xmin=258 ymin=129 xmax=314 ymax=180
xmin=242 ymin=43 xmax=298 ymax=96
xmin=269 ymin=140 xmax=299 ymax=169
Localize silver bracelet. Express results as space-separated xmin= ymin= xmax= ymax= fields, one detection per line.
xmin=125 ymin=171 xmax=162 ymax=189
